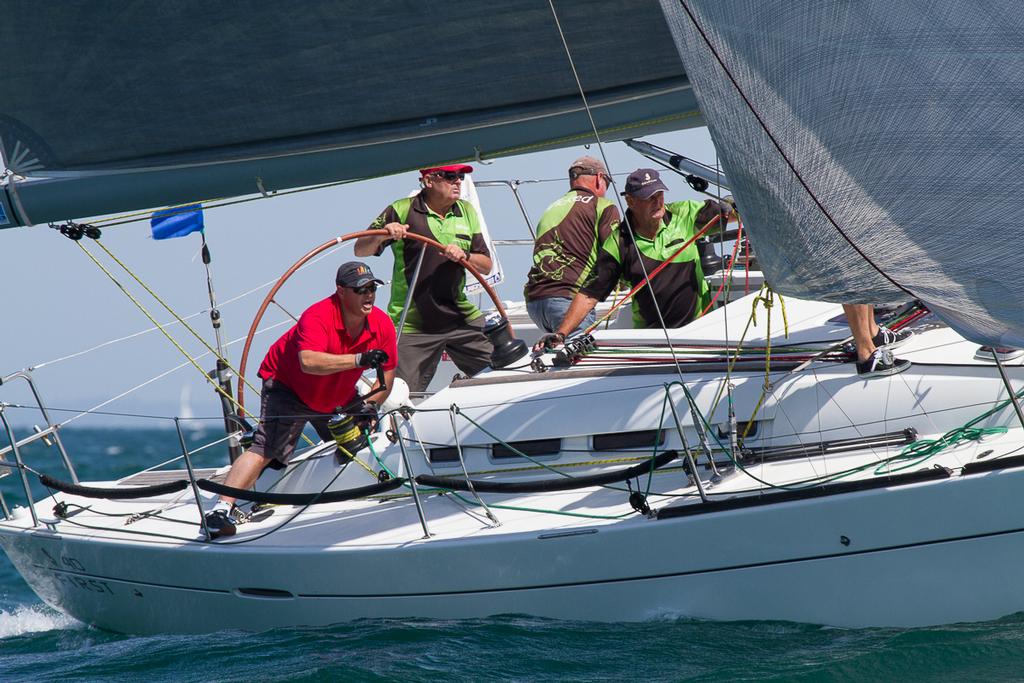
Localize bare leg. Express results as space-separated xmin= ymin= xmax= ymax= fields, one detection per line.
xmin=219 ymin=450 xmax=274 ymax=507
xmin=843 ymin=304 xmax=876 ymax=362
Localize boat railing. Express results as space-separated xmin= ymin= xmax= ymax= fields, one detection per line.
xmin=0 ymin=368 xmax=80 ymax=525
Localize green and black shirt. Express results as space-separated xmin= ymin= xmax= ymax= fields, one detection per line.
xmin=581 ymin=199 xmax=726 ymax=329
xmin=369 ymin=192 xmax=489 ymax=334
xmin=523 ymin=188 xmax=621 ymax=301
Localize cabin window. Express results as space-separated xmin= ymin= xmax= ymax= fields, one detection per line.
xmin=492 ymin=438 xmax=562 ymax=460
xmin=592 ymin=429 xmax=666 ymax=451
xmin=428 ymin=446 xmax=460 ymax=463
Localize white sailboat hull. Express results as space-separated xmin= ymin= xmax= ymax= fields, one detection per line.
xmin=3 ymin=459 xmax=1023 ymax=634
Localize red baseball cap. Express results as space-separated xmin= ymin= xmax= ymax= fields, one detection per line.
xmin=420 ymin=164 xmax=474 ymax=176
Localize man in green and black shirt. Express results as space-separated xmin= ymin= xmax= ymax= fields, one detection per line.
xmin=355 ymin=164 xmax=492 ymax=393
xmin=538 ymin=168 xmax=731 ymax=347
xmin=523 ymin=155 xmax=621 ymax=333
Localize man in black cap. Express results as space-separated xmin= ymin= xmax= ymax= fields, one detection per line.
xmin=203 ymin=260 xmax=398 ymax=538
xmin=536 ymin=168 xmax=732 ymax=348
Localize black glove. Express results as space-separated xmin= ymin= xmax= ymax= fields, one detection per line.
xmin=356 ymin=349 xmax=389 ymax=368
xmin=352 ymin=400 xmax=379 ymax=428
xmin=697 ymin=198 xmax=733 ymax=228
xmin=533 ymin=332 xmax=565 ymax=354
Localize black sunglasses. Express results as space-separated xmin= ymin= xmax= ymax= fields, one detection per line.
xmin=433 ymin=171 xmax=466 ymax=182
xmin=350 ymin=284 xmax=378 ymax=295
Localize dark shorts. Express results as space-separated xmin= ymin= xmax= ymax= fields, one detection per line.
xmin=250 ymin=379 xmax=333 ymax=464
xmin=396 ymin=318 xmax=493 ymax=393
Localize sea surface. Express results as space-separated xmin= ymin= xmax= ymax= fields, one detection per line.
xmin=3 ymin=428 xmax=1024 ymax=682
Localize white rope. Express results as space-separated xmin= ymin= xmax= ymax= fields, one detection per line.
xmin=57 ymin=318 xmax=293 ymax=428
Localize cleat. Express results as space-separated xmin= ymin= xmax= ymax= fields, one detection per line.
xmin=856 ymin=348 xmax=911 ymax=378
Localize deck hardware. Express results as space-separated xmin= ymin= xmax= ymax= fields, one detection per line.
xmin=666 ymin=385 xmax=709 ymax=503
xmin=840 ymin=535 xmax=851 ymax=546
xmin=33 ymin=425 xmax=54 ymax=447
xmin=992 ymin=352 xmax=1024 ymax=432
xmin=396 ymin=424 xmax=432 ymax=539
xmin=176 ymin=418 xmax=212 ymax=541
xmin=449 ymin=405 xmax=500 ymax=526
xmin=538 ymin=528 xmax=598 ymax=540
xmin=473 ymin=146 xmax=494 ymax=166
xmin=628 ymin=488 xmax=651 ymax=516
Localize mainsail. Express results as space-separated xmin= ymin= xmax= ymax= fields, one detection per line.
xmin=659 ymin=1 xmax=1024 ymax=347
xmin=0 ymin=2 xmax=701 ymax=229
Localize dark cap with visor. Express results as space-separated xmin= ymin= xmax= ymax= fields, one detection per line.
xmin=621 ymin=168 xmax=669 ymax=199
xmin=336 ymin=261 xmax=384 ymax=288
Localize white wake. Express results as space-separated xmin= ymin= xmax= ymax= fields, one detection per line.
xmin=0 ymin=605 xmax=85 ymax=638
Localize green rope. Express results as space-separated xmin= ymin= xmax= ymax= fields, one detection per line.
xmin=366 ymin=435 xmax=398 ymax=479
xmin=668 ymin=378 xmax=1020 ymax=493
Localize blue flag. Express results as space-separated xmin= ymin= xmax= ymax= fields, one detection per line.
xmin=151 ymin=204 xmax=204 ymax=240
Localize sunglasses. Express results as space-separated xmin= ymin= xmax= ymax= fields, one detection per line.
xmin=433 ymin=171 xmax=466 ymax=182
xmin=350 ymin=284 xmax=378 ymax=295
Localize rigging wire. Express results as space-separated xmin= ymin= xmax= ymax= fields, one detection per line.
xmin=86 ymin=237 xmax=264 ymax=402
xmin=73 ymin=240 xmax=254 ymax=422
xmin=56 ymin=319 xmax=293 ymax=429
xmin=26 ymin=237 xmax=341 ymax=373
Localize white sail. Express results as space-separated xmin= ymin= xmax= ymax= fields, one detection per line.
xmin=659 ymin=0 xmax=1024 ymax=346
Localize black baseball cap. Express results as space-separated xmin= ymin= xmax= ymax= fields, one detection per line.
xmin=336 ymin=261 xmax=384 ymax=288
xmin=621 ymin=168 xmax=669 ymax=199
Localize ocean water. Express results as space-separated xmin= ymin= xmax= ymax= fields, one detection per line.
xmin=3 ymin=428 xmax=1024 ymax=682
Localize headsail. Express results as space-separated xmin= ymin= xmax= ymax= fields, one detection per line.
xmin=659 ymin=1 xmax=1024 ymax=346
xmin=0 ymin=2 xmax=701 ymax=228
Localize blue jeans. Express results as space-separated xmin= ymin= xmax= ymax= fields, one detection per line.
xmin=526 ymin=296 xmax=596 ymax=335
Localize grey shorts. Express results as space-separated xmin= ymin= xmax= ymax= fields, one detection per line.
xmin=396 ymin=319 xmax=493 ymax=393
xmin=250 ymin=379 xmax=333 ymax=464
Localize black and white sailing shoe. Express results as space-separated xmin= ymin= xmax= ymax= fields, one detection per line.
xmin=977 ymin=346 xmax=1024 ymax=362
xmin=871 ymin=325 xmax=913 ymax=351
xmin=856 ymin=348 xmax=911 ymax=378
xmin=203 ymin=508 xmax=237 ymax=539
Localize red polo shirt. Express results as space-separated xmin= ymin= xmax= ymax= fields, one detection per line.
xmin=258 ymin=294 xmax=398 ymax=414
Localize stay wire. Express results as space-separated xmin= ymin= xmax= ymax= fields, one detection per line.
xmin=73 ymin=240 xmax=263 ymax=426
xmin=89 ymin=237 xmax=264 ymax=402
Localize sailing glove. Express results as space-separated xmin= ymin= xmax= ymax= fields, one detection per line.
xmin=352 ymin=400 xmax=379 ymax=428
xmin=356 ymin=349 xmax=389 ymax=368
xmin=696 ymin=199 xmax=733 ymax=229
xmin=533 ymin=332 xmax=565 ymax=354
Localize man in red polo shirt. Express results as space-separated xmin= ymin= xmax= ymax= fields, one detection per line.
xmin=203 ymin=261 xmax=397 ymax=538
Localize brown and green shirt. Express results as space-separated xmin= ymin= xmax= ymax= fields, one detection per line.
xmin=369 ymin=192 xmax=489 ymax=334
xmin=523 ymin=188 xmax=621 ymax=302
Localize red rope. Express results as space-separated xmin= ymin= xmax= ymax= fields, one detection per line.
xmin=700 ymin=217 xmax=744 ymax=316
xmin=583 ymin=213 xmax=723 ymax=335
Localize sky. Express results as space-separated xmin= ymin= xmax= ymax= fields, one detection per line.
xmin=0 ymin=128 xmax=718 ymax=430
